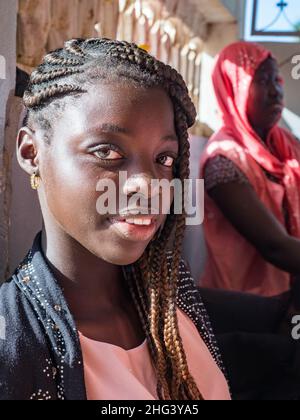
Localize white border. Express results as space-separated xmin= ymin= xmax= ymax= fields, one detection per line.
xmin=0 ymin=55 xmax=5 ymax=80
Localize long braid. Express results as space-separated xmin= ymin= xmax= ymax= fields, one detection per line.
xmin=171 ymin=108 xmax=203 ymax=399
xmin=132 ymin=213 xmax=178 ymax=400
xmin=142 ymin=255 xmax=171 ymax=400
xmin=124 ymin=264 xmax=154 ymax=359
xmin=153 ymin=108 xmax=202 ymax=399
xmin=23 ymin=38 xmax=202 ymax=400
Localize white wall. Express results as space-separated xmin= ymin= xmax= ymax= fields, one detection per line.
xmin=263 ymin=42 xmax=300 ymax=138
xmin=0 ymin=0 xmax=17 ymax=279
xmin=199 ymin=21 xmax=238 ymax=134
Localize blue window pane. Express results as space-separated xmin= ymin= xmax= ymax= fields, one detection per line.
xmin=245 ymin=0 xmax=300 ymax=43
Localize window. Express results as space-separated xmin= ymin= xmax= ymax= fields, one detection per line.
xmin=244 ymin=0 xmax=300 ymax=43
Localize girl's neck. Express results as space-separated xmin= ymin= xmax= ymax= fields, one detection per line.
xmin=41 ymin=227 xmax=127 ymax=318
xmin=40 ymin=226 xmax=145 ymax=349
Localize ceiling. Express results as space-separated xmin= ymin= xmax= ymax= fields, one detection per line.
xmin=187 ymin=0 xmax=236 ymax=23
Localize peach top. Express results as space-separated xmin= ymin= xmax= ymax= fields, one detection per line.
xmin=79 ymin=308 xmax=231 ymax=400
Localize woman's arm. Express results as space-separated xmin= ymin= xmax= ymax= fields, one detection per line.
xmin=208 ymin=181 xmax=300 ymax=274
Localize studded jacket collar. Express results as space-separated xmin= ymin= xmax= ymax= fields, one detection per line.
xmin=0 ymin=232 xmax=225 ymax=400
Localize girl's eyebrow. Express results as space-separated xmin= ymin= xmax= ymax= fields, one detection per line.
xmin=162 ymin=134 xmax=178 ymax=142
xmin=84 ymin=123 xmax=178 ymax=142
xmin=86 ymin=123 xmax=130 ymax=135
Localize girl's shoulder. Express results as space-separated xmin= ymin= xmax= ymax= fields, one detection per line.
xmin=0 ymin=275 xmax=25 ymax=330
xmin=0 ymin=278 xmax=27 ymax=399
xmin=0 ymin=275 xmax=54 ymax=400
xmin=165 ymin=252 xmax=201 ymax=300
xmin=0 ymin=277 xmax=27 ymax=359
xmin=165 ymin=251 xmax=204 ymax=307
xmin=0 ymin=274 xmax=36 ymax=353
xmin=0 ymin=272 xmax=52 ymax=349
xmin=0 ymin=274 xmax=36 ymax=326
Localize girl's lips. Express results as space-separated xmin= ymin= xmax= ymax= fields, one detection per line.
xmin=108 ymin=217 xmax=158 ymax=242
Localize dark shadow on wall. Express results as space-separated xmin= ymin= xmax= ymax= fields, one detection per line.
xmin=5 ymin=67 xmax=42 ymax=278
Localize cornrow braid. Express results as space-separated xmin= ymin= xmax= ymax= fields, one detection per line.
xmin=23 ymin=37 xmax=202 ymax=400
xmin=44 ymin=52 xmax=84 ymax=67
xmin=23 ymin=84 xmax=84 ymax=109
xmin=30 ymin=67 xmax=84 ymax=85
xmin=64 ymin=39 xmax=85 ymax=57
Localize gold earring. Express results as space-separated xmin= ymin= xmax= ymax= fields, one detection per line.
xmin=30 ymin=172 xmax=40 ymax=190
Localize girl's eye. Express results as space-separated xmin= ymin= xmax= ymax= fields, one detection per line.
xmin=93 ymin=145 xmax=123 ymax=160
xmin=157 ymin=155 xmax=176 ymax=168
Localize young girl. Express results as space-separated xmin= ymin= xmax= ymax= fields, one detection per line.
xmin=0 ymin=38 xmax=230 ymax=400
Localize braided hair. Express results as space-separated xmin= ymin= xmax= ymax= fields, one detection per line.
xmin=23 ymin=38 xmax=202 ymax=400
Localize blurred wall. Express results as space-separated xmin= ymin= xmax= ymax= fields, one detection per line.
xmin=0 ymin=0 xmax=18 ymax=279
xmin=263 ymin=42 xmax=300 ymax=138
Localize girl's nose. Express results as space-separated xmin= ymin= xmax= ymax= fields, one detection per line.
xmin=122 ymin=172 xmax=156 ymax=199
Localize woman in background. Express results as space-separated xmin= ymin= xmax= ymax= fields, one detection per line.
xmin=201 ymin=41 xmax=300 ymax=297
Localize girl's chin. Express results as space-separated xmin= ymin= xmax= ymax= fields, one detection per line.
xmin=102 ymin=252 xmax=145 ymax=267
xmin=93 ymin=241 xmax=149 ymax=266
xmin=107 ymin=217 xmax=158 ymax=243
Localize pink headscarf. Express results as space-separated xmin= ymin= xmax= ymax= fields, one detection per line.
xmin=211 ymin=41 xmax=300 ymax=237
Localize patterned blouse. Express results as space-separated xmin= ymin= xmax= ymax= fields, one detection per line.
xmin=204 ymin=155 xmax=281 ymax=191
xmin=203 ymin=155 xmax=289 ymax=229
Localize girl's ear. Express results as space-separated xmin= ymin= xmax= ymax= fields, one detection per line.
xmin=16 ymin=127 xmax=39 ymax=176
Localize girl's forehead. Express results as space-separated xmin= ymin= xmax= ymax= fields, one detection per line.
xmin=52 ymin=83 xmax=175 ymax=139
xmin=68 ymin=82 xmax=170 ymax=113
